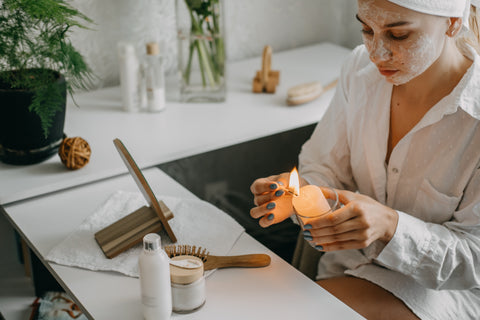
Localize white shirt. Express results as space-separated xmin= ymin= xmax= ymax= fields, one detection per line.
xmin=298 ymin=44 xmax=480 ymax=301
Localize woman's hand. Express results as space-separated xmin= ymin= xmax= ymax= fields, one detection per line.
xmin=304 ymin=187 xmax=399 ymax=251
xmin=249 ymin=172 xmax=295 ymax=228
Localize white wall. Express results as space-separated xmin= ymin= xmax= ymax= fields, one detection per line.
xmin=68 ymin=0 xmax=362 ymax=90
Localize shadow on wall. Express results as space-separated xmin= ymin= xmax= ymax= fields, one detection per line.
xmin=158 ymin=124 xmax=316 ymax=262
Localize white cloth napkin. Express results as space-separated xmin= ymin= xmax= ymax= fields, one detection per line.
xmin=46 ymin=190 xmax=245 ymax=277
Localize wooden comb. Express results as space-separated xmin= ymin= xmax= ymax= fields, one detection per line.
xmin=164 ymin=244 xmax=271 ymax=271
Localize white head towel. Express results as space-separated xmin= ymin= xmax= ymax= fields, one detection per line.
xmin=387 ymin=0 xmax=479 ymax=29
xmin=387 ymin=0 xmax=468 ymax=17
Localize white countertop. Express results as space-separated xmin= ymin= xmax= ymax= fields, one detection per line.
xmin=0 ymin=43 xmax=351 ymax=205
xmin=3 ymin=168 xmax=363 ymax=320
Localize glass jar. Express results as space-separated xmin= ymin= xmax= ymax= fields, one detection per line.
xmin=175 ymin=0 xmax=226 ymax=102
xmin=292 ymin=187 xmax=340 ymax=250
xmin=170 ymin=255 xmax=206 ymax=313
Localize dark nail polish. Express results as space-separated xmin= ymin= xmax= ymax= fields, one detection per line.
xmin=304 ymin=235 xmax=313 ymax=241
xmin=302 ymin=230 xmax=311 ymax=236
xmin=315 ymin=245 xmax=324 ymax=251
xmin=266 ymin=202 xmax=276 ymax=210
xmin=267 ymin=214 xmax=274 ymax=220
xmin=270 ymin=183 xmax=277 ymax=190
xmin=275 ymin=190 xmax=284 ymax=197
xmin=304 ymin=224 xmax=312 ymax=230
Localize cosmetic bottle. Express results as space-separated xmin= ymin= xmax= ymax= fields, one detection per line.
xmin=118 ymin=42 xmax=142 ymax=112
xmin=170 ymin=255 xmax=206 ymax=313
xmin=138 ymin=233 xmax=172 ymax=320
xmin=144 ymin=42 xmax=166 ymax=112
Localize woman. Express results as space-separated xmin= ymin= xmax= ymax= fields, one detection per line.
xmin=250 ymin=0 xmax=480 ymax=319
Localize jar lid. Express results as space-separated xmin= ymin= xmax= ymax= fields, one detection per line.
xmin=170 ymin=255 xmax=204 ymax=284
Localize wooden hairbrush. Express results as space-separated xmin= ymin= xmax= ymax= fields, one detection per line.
xmin=164 ymin=244 xmax=271 ymax=271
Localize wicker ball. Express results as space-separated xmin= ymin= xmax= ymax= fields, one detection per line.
xmin=58 ymin=137 xmax=91 ymax=170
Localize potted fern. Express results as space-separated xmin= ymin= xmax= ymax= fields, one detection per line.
xmin=0 ymin=0 xmax=93 ymax=165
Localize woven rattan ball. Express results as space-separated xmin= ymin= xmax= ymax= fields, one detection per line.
xmin=58 ymin=137 xmax=91 ymax=170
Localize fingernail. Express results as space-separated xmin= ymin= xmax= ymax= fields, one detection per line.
xmin=266 ymin=202 xmax=276 ymax=209
xmin=304 ymin=235 xmax=313 ymax=241
xmin=270 ymin=183 xmax=277 ymax=190
xmin=315 ymin=245 xmax=324 ymax=251
xmin=267 ymin=214 xmax=274 ymax=220
xmin=304 ymin=224 xmax=312 ymax=230
xmin=302 ymin=230 xmax=311 ymax=236
xmin=275 ymin=190 xmax=284 ymax=197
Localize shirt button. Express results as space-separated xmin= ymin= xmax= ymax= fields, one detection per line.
xmin=392 ymin=168 xmax=399 ymax=173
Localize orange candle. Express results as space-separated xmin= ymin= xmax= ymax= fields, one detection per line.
xmin=288 ymin=168 xmax=331 ymax=221
xmin=292 ymin=185 xmax=331 ymax=218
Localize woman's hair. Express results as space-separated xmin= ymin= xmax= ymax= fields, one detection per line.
xmin=460 ymin=5 xmax=480 ymax=53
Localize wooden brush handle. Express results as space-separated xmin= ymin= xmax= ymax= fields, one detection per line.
xmin=206 ymin=253 xmax=271 ymax=270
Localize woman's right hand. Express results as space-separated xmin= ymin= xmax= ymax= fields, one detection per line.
xmin=249 ymin=172 xmax=295 ymax=228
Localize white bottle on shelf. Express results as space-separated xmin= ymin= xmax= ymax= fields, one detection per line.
xmin=118 ymin=42 xmax=142 ymax=112
xmin=144 ymin=42 xmax=166 ymax=112
xmin=138 ymin=233 xmax=172 ymax=320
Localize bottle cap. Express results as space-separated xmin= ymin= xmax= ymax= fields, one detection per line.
xmin=170 ymin=255 xmax=204 ymax=284
xmin=146 ymin=42 xmax=160 ymax=56
xmin=143 ymin=233 xmax=161 ymax=251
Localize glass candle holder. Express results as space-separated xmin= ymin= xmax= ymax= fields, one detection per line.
xmin=293 ymin=186 xmax=339 ymax=249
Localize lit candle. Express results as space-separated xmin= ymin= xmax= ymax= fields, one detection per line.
xmin=288 ymin=168 xmax=331 ymax=220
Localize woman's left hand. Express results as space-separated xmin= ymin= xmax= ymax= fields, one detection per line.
xmin=305 ymin=187 xmax=399 ymax=251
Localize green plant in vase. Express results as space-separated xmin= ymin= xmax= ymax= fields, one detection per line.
xmin=183 ymin=0 xmax=225 ymax=88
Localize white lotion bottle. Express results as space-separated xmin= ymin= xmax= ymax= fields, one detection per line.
xmin=138 ymin=233 xmax=172 ymax=320
xmin=118 ymin=42 xmax=141 ymax=112
xmin=144 ymin=42 xmax=166 ymax=112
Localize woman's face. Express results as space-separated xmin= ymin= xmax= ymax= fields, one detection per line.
xmin=357 ymin=0 xmax=450 ymax=85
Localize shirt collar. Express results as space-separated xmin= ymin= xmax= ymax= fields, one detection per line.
xmin=455 ymin=43 xmax=480 ymax=120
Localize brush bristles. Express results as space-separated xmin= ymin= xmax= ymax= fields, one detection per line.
xmin=164 ymin=244 xmax=209 ymax=261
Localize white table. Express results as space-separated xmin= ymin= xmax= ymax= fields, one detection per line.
xmin=1 ymin=42 xmax=363 ymax=319
xmin=0 ymin=43 xmax=351 ymax=205
xmin=3 ymin=168 xmax=364 ymax=319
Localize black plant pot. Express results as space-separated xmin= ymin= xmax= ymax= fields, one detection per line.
xmin=0 ymin=71 xmax=66 ymax=165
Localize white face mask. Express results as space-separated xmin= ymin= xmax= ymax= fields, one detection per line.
xmin=358 ymin=0 xmax=447 ymax=85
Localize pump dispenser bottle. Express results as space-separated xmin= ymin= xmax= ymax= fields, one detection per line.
xmin=138 ymin=233 xmax=171 ymax=320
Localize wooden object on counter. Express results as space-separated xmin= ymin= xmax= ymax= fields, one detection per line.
xmin=286 ymin=79 xmax=338 ymax=106
xmin=252 ymin=45 xmax=280 ymax=93
xmin=95 ymin=202 xmax=174 ymax=259
xmin=94 ymin=138 xmax=177 ymax=258
xmin=164 ymin=244 xmax=271 ymax=271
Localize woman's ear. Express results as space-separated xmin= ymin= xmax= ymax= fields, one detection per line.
xmin=446 ymin=17 xmax=463 ymax=37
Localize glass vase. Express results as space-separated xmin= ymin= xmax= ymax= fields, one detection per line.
xmin=176 ymin=0 xmax=226 ymax=102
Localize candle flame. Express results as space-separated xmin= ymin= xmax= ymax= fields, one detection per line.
xmin=288 ymin=167 xmax=300 ymax=196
